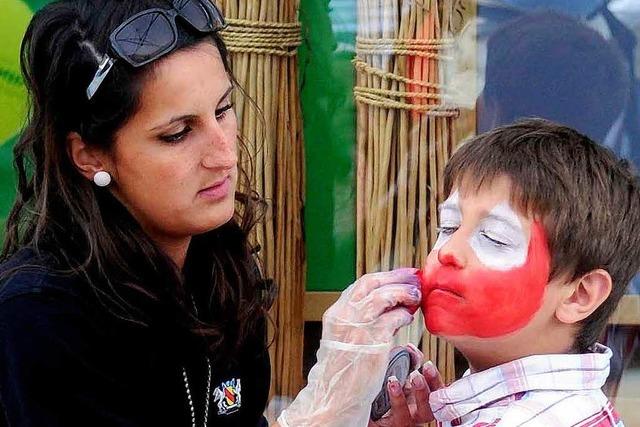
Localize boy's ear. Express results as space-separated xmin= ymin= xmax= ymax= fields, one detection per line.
xmin=555 ymin=269 xmax=612 ymax=324
xmin=66 ymin=131 xmax=112 ymax=181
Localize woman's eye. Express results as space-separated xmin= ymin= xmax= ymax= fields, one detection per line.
xmin=481 ymin=231 xmax=508 ymax=247
xmin=436 ymin=226 xmax=458 ymax=236
xmin=216 ymin=103 xmax=234 ymax=120
xmin=160 ymin=126 xmax=192 ymax=143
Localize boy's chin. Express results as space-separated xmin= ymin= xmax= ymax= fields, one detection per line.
xmin=427 ymin=328 xmax=525 ymax=345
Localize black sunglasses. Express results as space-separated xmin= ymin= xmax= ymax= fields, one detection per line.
xmin=87 ymin=0 xmax=226 ymax=100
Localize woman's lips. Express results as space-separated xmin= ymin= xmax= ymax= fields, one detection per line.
xmin=198 ymin=176 xmax=231 ymax=200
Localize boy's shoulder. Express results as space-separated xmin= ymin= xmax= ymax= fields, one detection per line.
xmin=496 ymin=390 xmax=623 ymax=427
xmin=433 ymin=347 xmax=617 ymax=427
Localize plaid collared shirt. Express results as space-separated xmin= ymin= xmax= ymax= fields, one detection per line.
xmin=429 ymin=344 xmax=624 ymax=427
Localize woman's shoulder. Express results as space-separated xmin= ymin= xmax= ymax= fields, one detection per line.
xmin=0 ymin=247 xmax=83 ymax=306
xmin=0 ymin=248 xmax=135 ymax=372
xmin=0 ymin=249 xmax=103 ymax=370
xmin=0 ymin=247 xmax=96 ymax=344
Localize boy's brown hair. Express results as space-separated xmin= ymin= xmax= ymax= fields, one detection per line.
xmin=444 ymin=118 xmax=640 ymax=352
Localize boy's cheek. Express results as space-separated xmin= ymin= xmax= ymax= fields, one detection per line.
xmin=422 ymin=274 xmax=546 ymax=337
xmin=419 ymin=222 xmax=551 ymax=338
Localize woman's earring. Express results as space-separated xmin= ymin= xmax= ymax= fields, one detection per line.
xmin=93 ymin=171 xmax=112 ymax=187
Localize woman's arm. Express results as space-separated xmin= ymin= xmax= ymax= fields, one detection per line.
xmin=277 ymin=269 xmax=421 ymax=427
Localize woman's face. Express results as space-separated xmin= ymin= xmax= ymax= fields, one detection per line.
xmin=107 ymin=41 xmax=238 ymax=243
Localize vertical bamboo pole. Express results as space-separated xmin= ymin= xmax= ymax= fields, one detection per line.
xmin=217 ymin=0 xmax=305 ymax=400
xmin=356 ymin=0 xmax=367 ymax=277
xmin=354 ymin=0 xmax=474 ymax=391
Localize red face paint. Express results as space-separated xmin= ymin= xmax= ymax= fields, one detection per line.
xmin=419 ymin=221 xmax=551 ymax=338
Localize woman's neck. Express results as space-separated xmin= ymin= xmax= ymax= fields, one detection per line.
xmin=152 ymin=235 xmax=191 ymax=269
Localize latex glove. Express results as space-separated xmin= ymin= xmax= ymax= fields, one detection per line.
xmin=278 ymin=268 xmax=421 ymax=427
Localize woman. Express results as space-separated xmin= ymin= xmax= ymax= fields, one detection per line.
xmin=0 ymin=0 xmax=422 ymax=426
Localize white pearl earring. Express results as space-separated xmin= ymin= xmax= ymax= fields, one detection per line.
xmin=93 ymin=171 xmax=112 ymax=187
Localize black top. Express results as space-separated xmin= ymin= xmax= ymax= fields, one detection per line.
xmin=0 ymin=248 xmax=270 ymax=427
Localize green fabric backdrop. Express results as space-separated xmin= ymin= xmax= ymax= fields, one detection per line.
xmin=0 ymin=0 xmax=33 ymax=241
xmin=299 ymin=0 xmax=357 ymax=291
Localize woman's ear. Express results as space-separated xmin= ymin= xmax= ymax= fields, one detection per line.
xmin=66 ymin=131 xmax=112 ymax=182
xmin=555 ymin=269 xmax=612 ymax=324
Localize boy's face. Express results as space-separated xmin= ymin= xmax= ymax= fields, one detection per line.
xmin=420 ymin=176 xmax=552 ymax=338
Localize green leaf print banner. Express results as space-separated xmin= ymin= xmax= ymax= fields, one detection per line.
xmin=0 ymin=0 xmax=41 ymax=242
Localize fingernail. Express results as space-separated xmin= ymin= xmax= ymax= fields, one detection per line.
xmin=406 ymin=342 xmax=422 ymax=358
xmin=388 ymin=376 xmax=402 ymax=396
xmin=423 ymin=361 xmax=436 ymax=377
xmin=411 ymin=371 xmax=426 ymax=390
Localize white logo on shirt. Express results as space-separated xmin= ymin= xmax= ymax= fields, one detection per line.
xmin=213 ymin=378 xmax=242 ymax=415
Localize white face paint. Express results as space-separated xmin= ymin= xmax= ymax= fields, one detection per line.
xmin=470 ymin=202 xmax=527 ymax=270
xmin=434 ymin=191 xmax=528 ymax=271
xmin=434 ymin=191 xmax=461 ymax=251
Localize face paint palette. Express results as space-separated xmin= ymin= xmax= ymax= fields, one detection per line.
xmin=370 ymin=348 xmax=411 ymax=421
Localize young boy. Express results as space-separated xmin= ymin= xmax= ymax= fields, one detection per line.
xmin=418 ymin=118 xmax=640 ymax=426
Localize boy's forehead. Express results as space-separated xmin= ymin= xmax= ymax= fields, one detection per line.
xmin=457 ymin=174 xmax=513 ymax=198
xmin=446 ymin=175 xmax=531 ymax=211
xmin=440 ymin=190 xmax=460 ymax=209
xmin=444 ymin=179 xmax=512 ymax=208
xmin=442 ymin=178 xmax=534 ymax=227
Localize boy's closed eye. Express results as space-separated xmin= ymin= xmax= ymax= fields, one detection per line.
xmin=436 ymin=226 xmax=458 ymax=236
xmin=479 ymin=230 xmax=509 ymax=246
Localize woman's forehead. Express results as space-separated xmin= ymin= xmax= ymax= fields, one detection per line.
xmin=134 ymin=42 xmax=229 ymax=124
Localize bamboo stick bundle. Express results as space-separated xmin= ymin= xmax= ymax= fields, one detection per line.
xmin=354 ymin=0 xmax=459 ymax=386
xmin=216 ymin=0 xmax=305 ymax=399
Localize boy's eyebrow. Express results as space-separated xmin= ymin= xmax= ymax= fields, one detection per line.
xmin=438 ymin=201 xmax=460 ymax=213
xmin=483 ymin=212 xmax=522 ymax=230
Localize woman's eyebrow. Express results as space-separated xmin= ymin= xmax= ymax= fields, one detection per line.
xmin=148 ymin=114 xmax=197 ymax=132
xmin=218 ymin=85 xmax=234 ymax=103
xmin=148 ymin=86 xmax=235 ymax=132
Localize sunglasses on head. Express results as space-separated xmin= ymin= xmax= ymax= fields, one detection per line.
xmin=86 ymin=0 xmax=226 ymax=100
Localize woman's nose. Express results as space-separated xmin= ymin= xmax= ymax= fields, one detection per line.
xmin=201 ymin=121 xmax=237 ymax=169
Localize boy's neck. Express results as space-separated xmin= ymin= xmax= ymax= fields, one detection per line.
xmin=454 ymin=328 xmax=576 ymax=373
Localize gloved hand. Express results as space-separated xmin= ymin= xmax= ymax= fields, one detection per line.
xmin=278 ymin=268 xmax=421 ymax=427
xmin=369 ymin=359 xmax=445 ymax=427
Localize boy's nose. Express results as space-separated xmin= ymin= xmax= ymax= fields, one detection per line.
xmin=437 ymin=237 xmax=466 ymax=269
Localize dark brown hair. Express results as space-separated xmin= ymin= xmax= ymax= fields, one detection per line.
xmin=444 ymin=118 xmax=640 ymax=352
xmin=2 ymin=0 xmax=273 ymax=361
